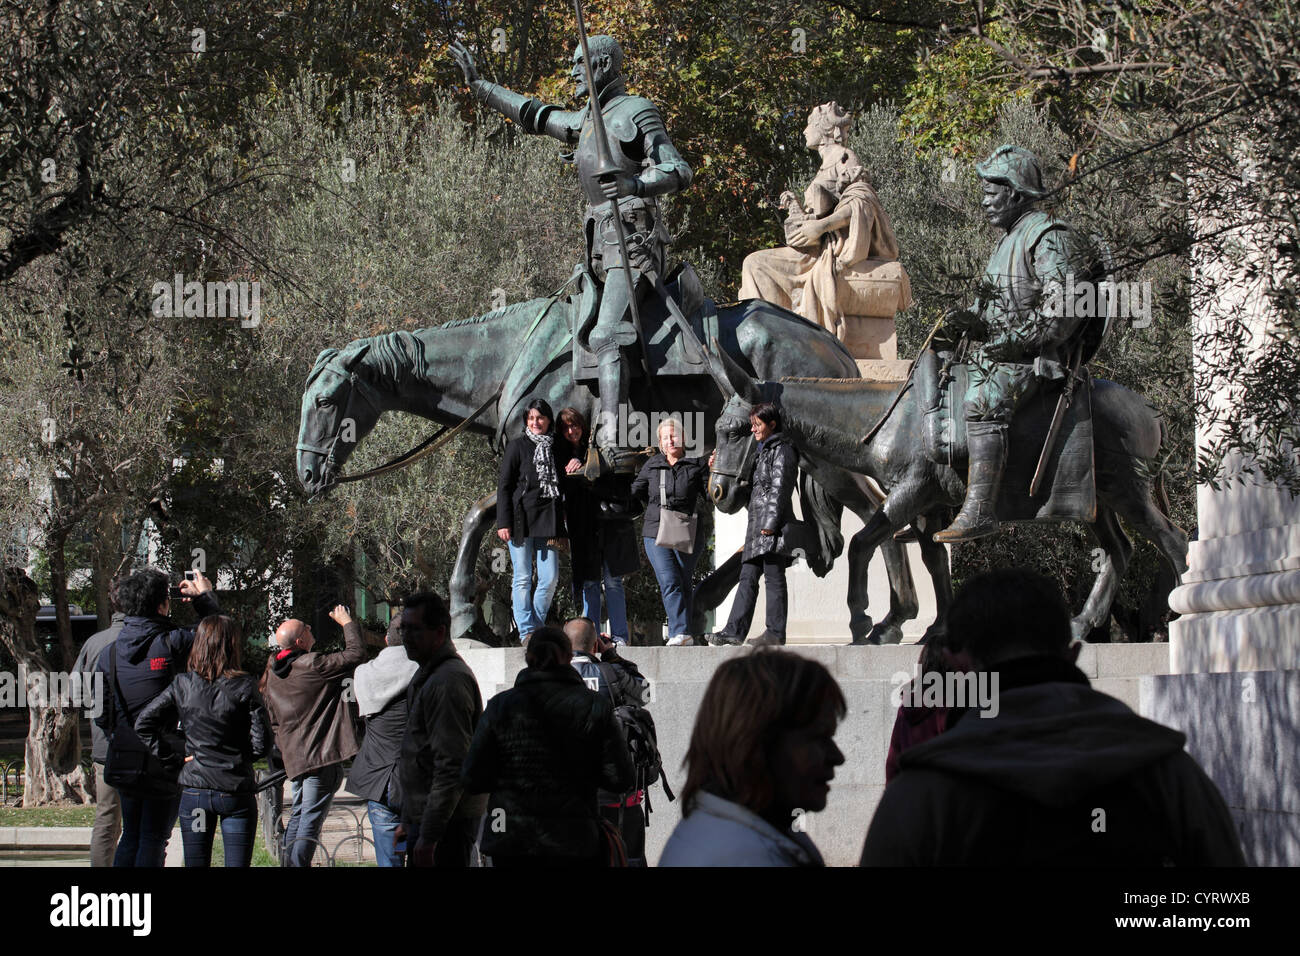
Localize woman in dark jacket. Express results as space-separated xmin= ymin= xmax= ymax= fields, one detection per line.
xmin=461 ymin=628 xmax=634 ymax=866
xmin=497 ymin=398 xmax=570 ymax=640
xmin=709 ymin=402 xmax=799 ymax=646
xmin=558 ymin=407 xmax=640 ymax=644
xmin=136 ymin=614 xmax=271 ymax=867
xmin=630 ymin=417 xmax=711 ymax=646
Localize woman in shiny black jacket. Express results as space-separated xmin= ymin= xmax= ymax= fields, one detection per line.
xmin=136 ymin=614 xmax=270 ymax=867
xmin=709 ymin=402 xmax=799 ymax=646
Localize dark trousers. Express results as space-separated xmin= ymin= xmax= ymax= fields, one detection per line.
xmin=179 ymin=787 xmax=258 ymax=867
xmin=404 ymin=815 xmax=479 ymax=867
xmin=721 ymin=555 xmax=792 ymax=641
xmin=114 ymin=792 xmax=181 ymax=867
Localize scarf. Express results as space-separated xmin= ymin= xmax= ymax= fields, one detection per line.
xmin=525 ymin=429 xmax=560 ymax=499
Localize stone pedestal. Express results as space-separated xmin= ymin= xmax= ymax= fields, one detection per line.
xmin=840 ymin=315 xmax=897 ymax=360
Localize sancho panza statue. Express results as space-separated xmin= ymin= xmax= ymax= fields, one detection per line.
xmin=933 ymin=145 xmax=1099 ymax=544
xmin=450 ymin=37 xmax=693 ymax=466
xmin=738 ymin=102 xmax=911 ymax=348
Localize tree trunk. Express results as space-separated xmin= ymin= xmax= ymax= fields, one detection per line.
xmin=0 ymin=569 xmax=91 ymax=807
xmin=92 ymin=506 xmax=123 ymax=629
xmin=47 ymin=530 xmax=79 ymax=670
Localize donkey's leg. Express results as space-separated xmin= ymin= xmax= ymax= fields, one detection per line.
xmin=689 ymin=548 xmax=744 ymax=635
xmin=1075 ymin=504 xmax=1133 ymax=642
xmin=853 ymin=479 xmax=932 ymax=645
xmin=450 ymin=492 xmax=499 ymax=643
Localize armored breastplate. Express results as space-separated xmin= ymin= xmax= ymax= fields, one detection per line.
xmin=575 ymin=93 xmax=645 ymax=206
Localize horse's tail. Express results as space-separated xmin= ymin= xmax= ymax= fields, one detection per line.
xmin=797 ymin=468 xmax=844 ymax=578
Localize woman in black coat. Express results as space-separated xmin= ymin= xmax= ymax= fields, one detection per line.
xmin=497 ymin=398 xmax=570 ymax=640
xmin=557 ymin=407 xmax=640 ymax=644
xmin=630 ymin=417 xmax=712 ymax=646
xmin=135 ymin=614 xmax=271 ymax=867
xmin=460 ymin=628 xmax=634 ymax=866
xmin=708 ymin=401 xmax=799 ymax=646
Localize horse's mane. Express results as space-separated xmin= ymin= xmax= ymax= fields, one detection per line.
xmin=439 ymin=297 xmax=548 ymax=329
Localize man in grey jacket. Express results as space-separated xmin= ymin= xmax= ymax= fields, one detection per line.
xmin=395 ymin=591 xmax=486 ymax=867
xmin=72 ymin=574 xmax=127 ymax=867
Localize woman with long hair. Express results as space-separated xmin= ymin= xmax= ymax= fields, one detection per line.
xmin=557 ymin=406 xmax=639 ymax=644
xmin=660 ymin=648 xmax=846 ymax=866
xmin=497 ymin=398 xmax=570 ymax=640
xmin=136 ymin=614 xmax=271 ymax=867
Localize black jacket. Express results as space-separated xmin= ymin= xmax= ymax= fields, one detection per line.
xmin=630 ymin=453 xmax=710 ymax=541
xmin=399 ymin=645 xmax=488 ymax=838
xmin=743 ymin=433 xmax=798 ymax=561
xmin=95 ymin=592 xmax=221 ymax=737
xmin=497 ymin=433 xmax=569 ymax=541
xmin=461 ymin=665 xmax=635 ymax=861
xmin=562 ymin=456 xmax=640 ymax=583
xmin=347 ymin=694 xmax=408 ymax=806
xmin=135 ymin=671 xmax=271 ymax=794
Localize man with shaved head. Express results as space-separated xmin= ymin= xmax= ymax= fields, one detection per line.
xmin=264 ymin=604 xmax=366 ymax=866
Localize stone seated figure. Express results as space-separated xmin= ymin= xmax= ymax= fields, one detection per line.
xmin=737 ymin=102 xmax=913 ymax=360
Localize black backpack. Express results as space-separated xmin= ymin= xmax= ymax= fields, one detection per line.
xmin=597 ymin=663 xmax=675 ymax=820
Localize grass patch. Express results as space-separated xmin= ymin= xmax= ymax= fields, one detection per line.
xmin=0 ymin=806 xmax=97 ymax=827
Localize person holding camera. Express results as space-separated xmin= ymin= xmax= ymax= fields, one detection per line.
xmin=135 ymin=614 xmax=271 ymax=867
xmin=264 ymin=604 xmax=366 ymax=866
xmin=95 ymin=566 xmax=219 ymax=867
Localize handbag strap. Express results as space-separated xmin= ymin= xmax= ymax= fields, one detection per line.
xmin=659 ymin=467 xmax=667 ymax=509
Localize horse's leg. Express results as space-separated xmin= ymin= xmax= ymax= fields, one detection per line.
xmin=913 ymin=515 xmax=953 ymax=642
xmin=1075 ymin=503 xmax=1133 ymax=642
xmin=689 ymin=548 xmax=744 ymax=635
xmin=450 ymin=492 xmax=499 ymax=643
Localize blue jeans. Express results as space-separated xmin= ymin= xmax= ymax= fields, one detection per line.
xmin=644 ymin=537 xmax=700 ymax=637
xmin=580 ymin=563 xmax=629 ymax=642
xmin=282 ymin=762 xmax=342 ymax=867
xmin=114 ymin=792 xmax=180 ymax=868
xmin=179 ymin=788 xmax=257 ymax=867
xmin=368 ymin=799 xmax=405 ymax=868
xmin=508 ymin=536 xmax=559 ymax=636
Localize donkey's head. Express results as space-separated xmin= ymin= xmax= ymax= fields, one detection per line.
xmin=296 ymin=342 xmax=381 ymax=495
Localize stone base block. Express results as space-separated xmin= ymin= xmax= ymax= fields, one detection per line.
xmin=1139 ymin=669 xmax=1300 ymax=865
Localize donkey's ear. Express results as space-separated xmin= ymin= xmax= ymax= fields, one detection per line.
xmin=715 ymin=343 xmax=762 ymax=404
xmin=306 ymin=348 xmax=339 ymax=388
xmin=341 ymin=342 xmax=371 ymax=372
xmin=706 ymin=339 xmax=736 ymax=399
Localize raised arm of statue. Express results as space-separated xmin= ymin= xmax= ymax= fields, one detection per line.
xmin=450 ymin=41 xmax=581 ymax=146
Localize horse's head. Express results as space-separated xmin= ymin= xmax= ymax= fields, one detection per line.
xmin=705 ymin=346 xmax=763 ymax=513
xmin=296 ymin=343 xmax=380 ymax=495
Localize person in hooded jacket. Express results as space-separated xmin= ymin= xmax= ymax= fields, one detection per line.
xmin=95 ymin=566 xmax=219 ymax=867
xmin=860 ymin=568 xmax=1246 ymax=866
xmin=708 ymin=402 xmax=799 ymax=646
xmin=497 ymin=398 xmax=570 ymax=641
xmin=135 ymin=614 xmax=270 ymax=867
xmin=462 ymin=627 xmax=634 ymax=867
xmin=345 ymin=616 xmax=419 ymax=866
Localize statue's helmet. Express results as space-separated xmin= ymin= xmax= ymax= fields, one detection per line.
xmin=975 ymin=145 xmax=1049 ymax=199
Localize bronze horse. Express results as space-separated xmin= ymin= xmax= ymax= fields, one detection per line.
xmin=705 ymin=348 xmax=1188 ymax=641
xmin=296 ymin=286 xmax=948 ymax=642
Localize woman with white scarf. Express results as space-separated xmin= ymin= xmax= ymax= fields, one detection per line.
xmin=496 ymin=398 xmax=570 ymax=641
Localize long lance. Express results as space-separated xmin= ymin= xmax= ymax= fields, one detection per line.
xmin=572 ymin=0 xmax=651 ymax=382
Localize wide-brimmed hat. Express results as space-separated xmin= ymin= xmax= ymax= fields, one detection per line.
xmin=975 ymin=145 xmax=1049 ymax=198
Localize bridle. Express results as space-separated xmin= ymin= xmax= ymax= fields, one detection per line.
xmin=707 ymin=397 xmax=758 ymax=501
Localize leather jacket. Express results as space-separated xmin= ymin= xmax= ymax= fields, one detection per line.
xmin=136 ymin=671 xmax=271 ymax=794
